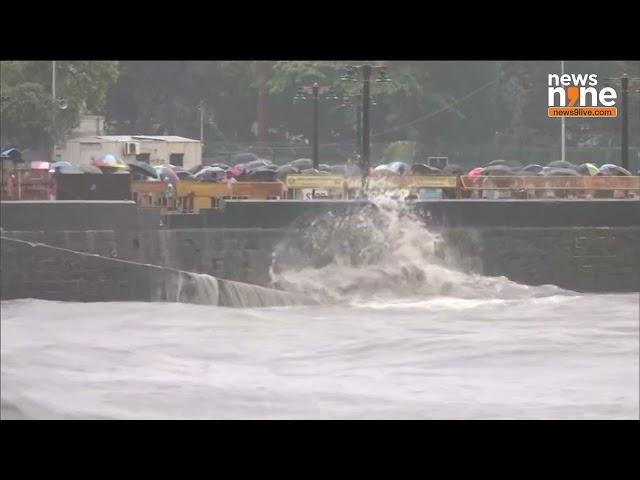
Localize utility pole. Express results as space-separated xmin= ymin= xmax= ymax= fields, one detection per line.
xmin=362 ymin=64 xmax=371 ymax=185
xmin=356 ymin=98 xmax=362 ymax=154
xmin=257 ymin=62 xmax=269 ymax=144
xmin=605 ymin=73 xmax=640 ymax=171
xmin=312 ymin=83 xmax=319 ymax=170
xmin=621 ymin=73 xmax=629 ymax=170
xmin=199 ymin=101 xmax=204 ymax=147
xmin=293 ymin=82 xmax=336 ymax=172
xmin=52 ymin=60 xmax=56 ymax=162
xmin=341 ymin=62 xmax=392 ymax=195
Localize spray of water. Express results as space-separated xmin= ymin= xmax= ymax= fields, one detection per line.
xmin=269 ymin=193 xmax=568 ymax=303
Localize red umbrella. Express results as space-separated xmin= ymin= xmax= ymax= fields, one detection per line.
xmin=468 ymin=167 xmax=484 ymax=178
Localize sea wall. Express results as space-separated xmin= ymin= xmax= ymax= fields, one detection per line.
xmin=0 ymin=237 xmax=301 ymax=307
xmin=1 ymin=200 xmax=639 ymax=294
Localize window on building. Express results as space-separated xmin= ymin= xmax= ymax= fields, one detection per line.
xmin=137 ymin=153 xmax=151 ymax=163
xmin=169 ymin=153 xmax=184 ymax=167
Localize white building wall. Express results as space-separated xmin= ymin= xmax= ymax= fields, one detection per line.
xmin=141 ymin=142 xmax=201 ymax=170
xmin=60 ymin=138 xmax=202 ymax=170
xmin=60 ymin=140 xmax=119 ymax=167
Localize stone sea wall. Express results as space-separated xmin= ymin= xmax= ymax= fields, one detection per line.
xmin=1 ymin=200 xmax=638 ymax=294
xmin=0 ymin=237 xmax=301 ymax=307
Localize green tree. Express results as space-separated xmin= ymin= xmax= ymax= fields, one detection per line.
xmin=0 ymin=60 xmax=119 ymax=150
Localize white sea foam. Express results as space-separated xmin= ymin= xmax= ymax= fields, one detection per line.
xmin=270 ymin=193 xmax=571 ymax=304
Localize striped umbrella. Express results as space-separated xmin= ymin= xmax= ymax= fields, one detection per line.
xmin=95 ymin=154 xmax=128 ymax=169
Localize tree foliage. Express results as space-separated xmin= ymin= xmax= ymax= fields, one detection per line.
xmin=0 ymin=61 xmax=119 ymax=149
xmin=5 ymin=60 xmax=637 ymax=161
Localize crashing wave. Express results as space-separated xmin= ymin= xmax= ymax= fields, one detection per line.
xmin=269 ymin=193 xmax=568 ymax=303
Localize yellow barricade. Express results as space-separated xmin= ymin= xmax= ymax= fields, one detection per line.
xmin=174 ymin=181 xmax=286 ymax=213
xmin=231 ymin=182 xmax=284 ymax=198
xmin=402 ymin=176 xmax=458 ymax=189
xmin=176 ymin=181 xmax=230 ymax=198
xmin=343 ymin=175 xmax=458 ymax=192
xmin=285 ymin=175 xmax=345 ymax=189
xmin=132 ymin=180 xmax=169 ymax=209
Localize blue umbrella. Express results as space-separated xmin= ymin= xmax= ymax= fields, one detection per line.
xmin=1 ymin=148 xmax=23 ymax=163
xmin=50 ymin=160 xmax=73 ymax=171
xmin=600 ymin=164 xmax=631 ymax=176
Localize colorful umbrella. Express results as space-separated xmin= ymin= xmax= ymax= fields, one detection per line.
xmin=577 ymin=163 xmax=599 ymax=176
xmin=95 ymin=154 xmax=128 ymax=169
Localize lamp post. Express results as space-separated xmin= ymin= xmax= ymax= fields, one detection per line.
xmin=198 ymin=100 xmax=205 ymax=147
xmin=605 ymin=73 xmax=640 ymax=171
xmin=51 ymin=61 xmax=68 ymax=162
xmin=338 ymin=93 xmax=378 ymax=159
xmin=293 ymin=82 xmax=338 ymax=170
xmin=341 ymin=62 xmax=392 ymax=194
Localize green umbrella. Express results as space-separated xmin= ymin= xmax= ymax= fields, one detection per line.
xmin=577 ymin=163 xmax=599 ymax=176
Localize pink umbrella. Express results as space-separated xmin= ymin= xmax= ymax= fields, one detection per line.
xmin=230 ymin=164 xmax=246 ymax=177
xmin=468 ymin=167 xmax=484 ymax=178
xmin=31 ymin=161 xmax=51 ymax=170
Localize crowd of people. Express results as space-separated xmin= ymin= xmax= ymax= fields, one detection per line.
xmin=368 ymin=158 xmax=638 ymax=199
xmin=3 ymin=148 xmax=638 ymax=201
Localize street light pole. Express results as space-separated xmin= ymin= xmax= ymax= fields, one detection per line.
xmin=605 ymin=73 xmax=639 ymax=171
xmin=312 ymin=83 xmax=320 ymax=170
xmin=52 ymin=60 xmax=56 ymax=162
xmin=341 ymin=62 xmax=392 ymax=196
xmin=621 ymin=73 xmax=629 ymax=170
xmin=294 ymin=82 xmax=336 ymax=171
xmin=52 ymin=60 xmax=56 ymax=103
xmin=199 ymin=101 xmax=204 ymax=147
xmin=362 ymin=64 xmax=371 ymax=184
xmin=356 ymin=98 xmax=362 ymax=155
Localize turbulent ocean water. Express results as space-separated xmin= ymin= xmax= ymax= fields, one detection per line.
xmin=2 ymin=295 xmax=638 ymax=420
xmin=2 ymin=196 xmax=638 ymax=419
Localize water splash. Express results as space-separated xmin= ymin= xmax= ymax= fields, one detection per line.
xmin=169 ymin=271 xmax=221 ymax=305
xmin=165 ymin=270 xmax=302 ymax=308
xmin=270 ymin=193 xmax=568 ymax=303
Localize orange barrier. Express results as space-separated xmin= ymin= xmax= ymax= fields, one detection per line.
xmin=173 ymin=181 xmax=285 ymax=213
xmin=131 ymin=180 xmax=171 ymax=210
xmin=459 ymin=176 xmax=640 ymax=190
xmin=0 ymin=169 xmax=55 ymax=200
xmin=231 ymin=182 xmax=284 ymax=199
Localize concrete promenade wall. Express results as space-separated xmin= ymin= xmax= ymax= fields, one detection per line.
xmin=0 ymin=237 xmax=301 ymax=307
xmin=1 ymin=200 xmax=639 ymax=294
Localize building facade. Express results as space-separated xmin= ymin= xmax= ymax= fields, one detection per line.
xmin=58 ymin=135 xmax=202 ymax=170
